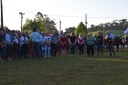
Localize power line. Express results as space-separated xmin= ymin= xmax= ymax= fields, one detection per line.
xmin=88 ymin=17 xmax=128 ymax=19
xmin=3 ymin=6 xmax=37 ymax=14
xmin=3 ymin=6 xmax=128 ymax=19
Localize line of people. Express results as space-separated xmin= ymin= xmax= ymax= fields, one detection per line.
xmin=0 ymin=28 xmax=128 ymax=62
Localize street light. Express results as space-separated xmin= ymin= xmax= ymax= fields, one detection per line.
xmin=19 ymin=12 xmax=25 ymax=31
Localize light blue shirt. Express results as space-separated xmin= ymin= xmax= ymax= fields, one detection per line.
xmin=39 ymin=34 xmax=44 ymax=42
xmin=51 ymin=34 xmax=58 ymax=43
xmin=5 ymin=33 xmax=12 ymax=44
xmin=13 ymin=37 xmax=18 ymax=44
xmin=105 ymin=33 xmax=115 ymax=39
xmin=20 ymin=36 xmax=28 ymax=46
xmin=30 ymin=32 xmax=40 ymax=42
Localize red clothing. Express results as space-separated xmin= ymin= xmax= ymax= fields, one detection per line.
xmin=60 ymin=37 xmax=67 ymax=49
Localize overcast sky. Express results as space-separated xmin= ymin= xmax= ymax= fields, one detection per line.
xmin=1 ymin=0 xmax=128 ymax=31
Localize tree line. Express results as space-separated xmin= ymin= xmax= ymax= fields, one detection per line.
xmin=88 ymin=19 xmax=128 ymax=32
xmin=23 ymin=12 xmax=88 ymax=36
xmin=3 ymin=11 xmax=127 ymax=36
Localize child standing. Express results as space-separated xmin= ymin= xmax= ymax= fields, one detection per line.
xmin=44 ymin=33 xmax=51 ymax=58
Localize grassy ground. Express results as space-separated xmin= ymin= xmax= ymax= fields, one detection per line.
xmin=0 ymin=50 xmax=128 ymax=85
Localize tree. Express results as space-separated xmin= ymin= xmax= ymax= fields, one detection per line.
xmin=43 ymin=14 xmax=57 ymax=34
xmin=22 ymin=12 xmax=57 ymax=33
xmin=65 ymin=27 xmax=76 ymax=35
xmin=75 ymin=22 xmax=87 ymax=36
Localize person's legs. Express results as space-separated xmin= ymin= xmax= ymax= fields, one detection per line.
xmin=78 ymin=45 xmax=81 ymax=55
xmin=39 ymin=44 xmax=43 ymax=58
xmin=91 ymin=45 xmax=94 ymax=56
xmin=35 ymin=42 xmax=40 ymax=57
xmin=48 ymin=46 xmax=51 ymax=57
xmin=44 ymin=45 xmax=47 ymax=58
xmin=51 ymin=43 xmax=54 ymax=56
xmin=87 ymin=45 xmax=90 ymax=56
xmin=53 ymin=44 xmax=57 ymax=57
xmin=31 ymin=42 xmax=35 ymax=58
xmin=112 ymin=45 xmax=115 ymax=56
xmin=6 ymin=44 xmax=12 ymax=61
xmin=108 ymin=44 xmax=112 ymax=56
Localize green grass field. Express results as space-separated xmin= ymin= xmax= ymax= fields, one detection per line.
xmin=0 ymin=50 xmax=128 ymax=85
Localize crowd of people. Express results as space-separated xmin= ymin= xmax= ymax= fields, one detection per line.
xmin=0 ymin=28 xmax=128 ymax=62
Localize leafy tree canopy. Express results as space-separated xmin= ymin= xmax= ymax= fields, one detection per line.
xmin=22 ymin=12 xmax=57 ymax=33
xmin=75 ymin=22 xmax=87 ymax=36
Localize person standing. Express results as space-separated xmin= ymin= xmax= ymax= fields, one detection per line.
xmin=5 ymin=30 xmax=13 ymax=61
xmin=51 ymin=30 xmax=58 ymax=57
xmin=44 ymin=32 xmax=51 ymax=58
xmin=96 ymin=32 xmax=103 ymax=56
xmin=105 ymin=31 xmax=115 ymax=56
xmin=114 ymin=36 xmax=120 ymax=51
xmin=69 ymin=32 xmax=77 ymax=56
xmin=12 ymin=33 xmax=19 ymax=59
xmin=78 ymin=34 xmax=84 ymax=55
xmin=20 ymin=33 xmax=29 ymax=58
xmin=29 ymin=28 xmax=40 ymax=58
xmin=0 ymin=30 xmax=5 ymax=62
xmin=60 ymin=33 xmax=67 ymax=56
xmin=39 ymin=32 xmax=44 ymax=58
xmin=86 ymin=34 xmax=95 ymax=56
xmin=125 ymin=35 xmax=128 ymax=49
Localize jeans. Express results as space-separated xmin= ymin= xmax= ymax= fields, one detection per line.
xmin=87 ymin=45 xmax=94 ymax=56
xmin=34 ymin=42 xmax=40 ymax=57
xmin=70 ymin=44 xmax=75 ymax=55
xmin=39 ymin=43 xmax=43 ymax=57
xmin=108 ymin=43 xmax=115 ymax=56
xmin=44 ymin=45 xmax=50 ymax=57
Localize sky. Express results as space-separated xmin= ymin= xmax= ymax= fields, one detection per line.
xmin=1 ymin=0 xmax=128 ymax=31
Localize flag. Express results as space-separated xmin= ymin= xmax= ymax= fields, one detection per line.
xmin=124 ymin=28 xmax=128 ymax=35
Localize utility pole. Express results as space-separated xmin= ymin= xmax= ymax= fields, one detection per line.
xmin=85 ymin=14 xmax=88 ymax=28
xmin=19 ymin=12 xmax=25 ymax=32
xmin=85 ymin=14 xmax=88 ymax=35
xmin=59 ymin=20 xmax=61 ymax=33
xmin=1 ymin=0 xmax=3 ymax=29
